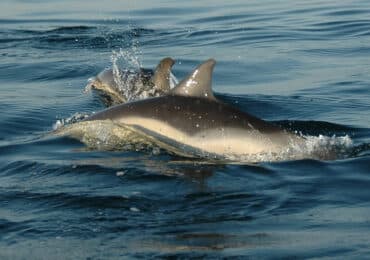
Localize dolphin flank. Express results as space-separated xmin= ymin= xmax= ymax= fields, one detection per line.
xmin=85 ymin=59 xmax=303 ymax=158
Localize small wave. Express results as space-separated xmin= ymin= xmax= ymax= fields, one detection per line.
xmin=0 ymin=26 xmax=158 ymax=51
xmin=301 ymin=19 xmax=370 ymax=38
xmin=325 ymin=9 xmax=370 ymax=17
xmin=46 ymin=26 xmax=96 ymax=34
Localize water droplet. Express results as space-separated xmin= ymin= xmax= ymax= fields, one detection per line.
xmin=130 ymin=207 xmax=140 ymax=212
xmin=116 ymin=171 xmax=125 ymax=176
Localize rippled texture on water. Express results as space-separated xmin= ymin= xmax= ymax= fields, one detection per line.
xmin=1 ymin=0 xmax=370 ymax=258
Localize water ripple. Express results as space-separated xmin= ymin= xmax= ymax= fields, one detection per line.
xmin=1 ymin=0 xmax=370 ymax=258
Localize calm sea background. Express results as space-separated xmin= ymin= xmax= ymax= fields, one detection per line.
xmin=1 ymin=0 xmax=370 ymax=258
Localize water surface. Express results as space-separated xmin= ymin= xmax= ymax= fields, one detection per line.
xmin=1 ymin=0 xmax=370 ymax=258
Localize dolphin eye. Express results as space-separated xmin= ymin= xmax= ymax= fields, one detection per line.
xmin=87 ymin=77 xmax=96 ymax=83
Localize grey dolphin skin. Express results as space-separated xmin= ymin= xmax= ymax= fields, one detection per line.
xmin=86 ymin=59 xmax=303 ymax=158
xmin=86 ymin=57 xmax=175 ymax=105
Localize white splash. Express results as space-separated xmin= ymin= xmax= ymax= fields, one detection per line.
xmin=111 ymin=48 xmax=142 ymax=101
xmin=109 ymin=48 xmax=178 ymax=102
xmin=224 ymin=134 xmax=354 ymax=163
xmin=53 ymin=112 xmax=91 ymax=130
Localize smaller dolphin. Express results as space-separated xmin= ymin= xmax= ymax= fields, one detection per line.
xmin=85 ymin=57 xmax=175 ymax=106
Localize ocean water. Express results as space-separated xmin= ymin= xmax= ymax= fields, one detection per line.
xmin=1 ymin=0 xmax=370 ymax=258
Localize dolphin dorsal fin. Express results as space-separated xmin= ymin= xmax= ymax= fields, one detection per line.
xmin=170 ymin=59 xmax=216 ymax=100
xmin=152 ymin=57 xmax=175 ymax=92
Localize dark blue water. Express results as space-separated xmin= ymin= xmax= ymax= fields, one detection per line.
xmin=1 ymin=0 xmax=370 ymax=258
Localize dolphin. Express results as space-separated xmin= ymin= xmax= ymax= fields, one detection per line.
xmin=85 ymin=57 xmax=175 ymax=106
xmin=84 ymin=59 xmax=304 ymax=159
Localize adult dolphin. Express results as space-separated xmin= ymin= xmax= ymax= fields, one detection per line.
xmin=85 ymin=57 xmax=175 ymax=105
xmin=85 ymin=59 xmax=303 ymax=159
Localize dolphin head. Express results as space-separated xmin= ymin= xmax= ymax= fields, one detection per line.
xmin=84 ymin=69 xmax=117 ymax=93
xmin=84 ymin=68 xmax=125 ymax=104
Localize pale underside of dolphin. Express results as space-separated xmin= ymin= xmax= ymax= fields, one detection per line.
xmin=85 ymin=59 xmax=304 ymax=159
xmin=85 ymin=57 xmax=175 ymax=106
